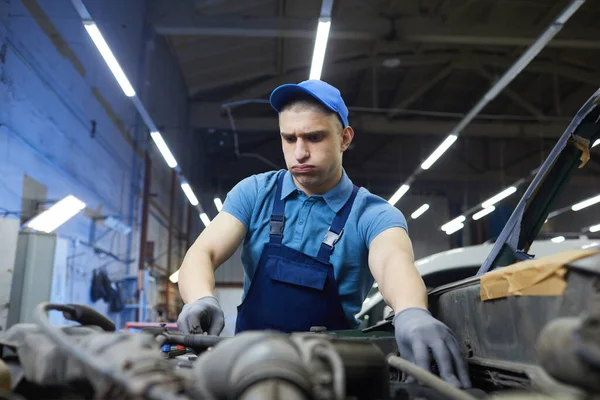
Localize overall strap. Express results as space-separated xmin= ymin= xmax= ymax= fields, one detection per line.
xmin=317 ymin=185 xmax=360 ymax=262
xmin=269 ymin=171 xmax=287 ymax=244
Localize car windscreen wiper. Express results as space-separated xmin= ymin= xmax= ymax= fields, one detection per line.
xmin=477 ymin=89 xmax=600 ymax=275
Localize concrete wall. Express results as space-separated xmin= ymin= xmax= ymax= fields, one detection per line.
xmin=0 ymin=0 xmax=191 ymax=325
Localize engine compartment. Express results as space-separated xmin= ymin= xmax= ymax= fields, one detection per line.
xmin=1 ymin=250 xmax=599 ymax=400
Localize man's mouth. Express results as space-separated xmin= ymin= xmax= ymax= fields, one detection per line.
xmin=292 ymin=165 xmax=315 ymax=173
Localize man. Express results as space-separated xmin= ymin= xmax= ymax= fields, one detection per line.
xmin=176 ymin=79 xmax=471 ymax=388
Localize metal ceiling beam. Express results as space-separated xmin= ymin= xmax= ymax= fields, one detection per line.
xmin=388 ymin=63 xmax=455 ymax=117
xmin=208 ymin=51 xmax=599 ymax=99
xmin=226 ymin=53 xmax=456 ymax=100
xmin=480 ymin=57 xmax=600 ymax=86
xmin=150 ymin=13 xmax=600 ymax=49
xmin=189 ymin=103 xmax=570 ymax=139
xmin=472 ymin=64 xmax=546 ymax=120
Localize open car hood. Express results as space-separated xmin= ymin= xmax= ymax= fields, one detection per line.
xmin=477 ymin=89 xmax=600 ymax=274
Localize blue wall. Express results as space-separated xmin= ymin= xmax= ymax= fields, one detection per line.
xmin=0 ymin=0 xmax=192 ymax=320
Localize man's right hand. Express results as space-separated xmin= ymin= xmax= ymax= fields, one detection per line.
xmin=176 ymin=296 xmax=225 ymax=335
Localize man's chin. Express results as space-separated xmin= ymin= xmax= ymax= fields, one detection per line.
xmin=291 ymin=172 xmax=320 ymax=187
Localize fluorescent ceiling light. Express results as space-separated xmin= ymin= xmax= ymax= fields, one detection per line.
xmin=169 ymin=270 xmax=179 ymax=284
xmin=593 ymin=139 xmax=599 ymax=148
xmin=482 ymin=186 xmax=517 ymax=209
xmin=214 ymin=197 xmax=223 ymax=212
xmin=571 ymin=194 xmax=600 ymax=211
xmin=181 ymin=183 xmax=199 ymax=206
xmin=388 ymin=184 xmax=410 ymax=206
xmin=473 ymin=206 xmax=496 ymax=221
xmin=150 ymin=131 xmax=178 ymax=168
xmin=200 ymin=213 xmax=211 ymax=227
xmin=590 ymin=223 xmax=600 ymax=233
xmin=25 ymin=195 xmax=86 ymax=233
xmin=309 ymin=18 xmax=331 ymax=80
xmin=445 ymin=223 xmax=464 ymax=235
xmin=582 ymin=242 xmax=599 ymax=250
xmin=83 ymin=22 xmax=136 ymax=97
xmin=411 ymin=204 xmax=430 ymax=219
xmin=421 ymin=134 xmax=458 ymax=170
xmin=556 ymin=0 xmax=585 ymax=24
xmin=441 ymin=216 xmax=466 ymax=232
xmin=551 ymin=236 xmax=566 ymax=243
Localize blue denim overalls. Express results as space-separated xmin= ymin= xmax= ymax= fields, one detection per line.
xmin=235 ymin=171 xmax=359 ymax=333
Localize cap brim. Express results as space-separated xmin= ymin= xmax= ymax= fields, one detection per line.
xmin=269 ymin=84 xmax=335 ymax=114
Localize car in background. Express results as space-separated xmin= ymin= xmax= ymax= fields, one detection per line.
xmin=356 ymin=237 xmax=600 ymax=327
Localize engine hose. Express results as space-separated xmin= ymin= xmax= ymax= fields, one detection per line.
xmin=387 ymin=355 xmax=476 ymax=400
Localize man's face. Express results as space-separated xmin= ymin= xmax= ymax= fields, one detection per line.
xmin=279 ymin=108 xmax=353 ymax=194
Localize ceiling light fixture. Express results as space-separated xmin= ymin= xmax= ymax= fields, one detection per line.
xmin=200 ymin=213 xmax=211 ymax=227
xmin=388 ymin=184 xmax=410 ymax=206
xmin=214 ymin=197 xmax=223 ymax=212
xmin=83 ymin=22 xmax=136 ymax=97
xmin=24 ymin=195 xmax=86 ymax=233
xmin=482 ymin=186 xmax=517 ymax=208
xmin=150 ymin=131 xmax=178 ymax=168
xmin=572 ymin=194 xmax=600 ymax=211
xmin=181 ymin=183 xmax=199 ymax=206
xmin=473 ymin=206 xmax=496 ymax=221
xmin=411 ymin=204 xmax=430 ymax=219
xmin=441 ymin=216 xmax=466 ymax=232
xmin=445 ymin=223 xmax=465 ymax=235
xmin=169 ymin=270 xmax=179 ymax=284
xmin=309 ymin=18 xmax=331 ymax=80
xmin=421 ymin=134 xmax=458 ymax=170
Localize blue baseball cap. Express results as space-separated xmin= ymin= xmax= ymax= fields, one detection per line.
xmin=269 ymin=79 xmax=349 ymax=127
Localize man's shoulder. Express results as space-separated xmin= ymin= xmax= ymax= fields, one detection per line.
xmin=235 ymin=169 xmax=285 ymax=195
xmin=352 ymin=186 xmax=408 ymax=245
xmin=355 ymin=186 xmax=403 ymax=216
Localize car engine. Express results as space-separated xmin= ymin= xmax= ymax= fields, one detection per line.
xmin=0 ymin=299 xmax=599 ymax=400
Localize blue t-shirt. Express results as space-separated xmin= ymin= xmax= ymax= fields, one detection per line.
xmin=222 ymin=169 xmax=408 ymax=327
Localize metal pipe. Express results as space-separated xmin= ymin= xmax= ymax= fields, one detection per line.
xmin=186 ymin=203 xmax=193 ymax=251
xmin=166 ymin=169 xmax=176 ymax=320
xmin=137 ymin=150 xmax=152 ymax=320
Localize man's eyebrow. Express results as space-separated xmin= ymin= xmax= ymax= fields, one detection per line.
xmin=280 ymin=130 xmax=328 ymax=137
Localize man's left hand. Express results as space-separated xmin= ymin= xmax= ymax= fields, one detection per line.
xmin=393 ymin=307 xmax=471 ymax=388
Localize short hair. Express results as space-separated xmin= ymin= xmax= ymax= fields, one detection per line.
xmin=279 ymin=92 xmax=343 ymax=131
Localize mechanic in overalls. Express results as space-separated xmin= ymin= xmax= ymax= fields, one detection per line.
xmin=176 ymin=80 xmax=471 ymax=388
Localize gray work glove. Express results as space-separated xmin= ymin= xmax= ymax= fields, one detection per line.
xmin=393 ymin=307 xmax=471 ymax=388
xmin=177 ymin=296 xmax=225 ymax=335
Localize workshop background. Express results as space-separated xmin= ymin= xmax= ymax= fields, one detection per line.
xmin=0 ymin=0 xmax=598 ymax=331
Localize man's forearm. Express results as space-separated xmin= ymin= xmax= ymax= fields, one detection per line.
xmin=178 ymin=245 xmax=217 ymax=303
xmin=378 ymin=254 xmax=428 ymax=314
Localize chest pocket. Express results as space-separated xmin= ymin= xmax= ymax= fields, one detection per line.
xmin=264 ymin=256 xmax=327 ymax=291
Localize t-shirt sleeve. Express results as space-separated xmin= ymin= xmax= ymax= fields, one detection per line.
xmin=358 ymin=192 xmax=409 ymax=248
xmin=221 ymin=175 xmax=259 ymax=229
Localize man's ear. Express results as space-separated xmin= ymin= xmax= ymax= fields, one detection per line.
xmin=341 ymin=126 xmax=355 ymax=152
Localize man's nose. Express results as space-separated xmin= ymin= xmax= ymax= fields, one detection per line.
xmin=294 ymin=140 xmax=309 ymax=160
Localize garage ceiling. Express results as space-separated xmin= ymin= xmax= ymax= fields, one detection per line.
xmin=147 ymin=0 xmax=600 ymax=207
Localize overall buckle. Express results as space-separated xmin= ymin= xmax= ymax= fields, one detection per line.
xmin=323 ymin=229 xmax=343 ymax=247
xmin=270 ymin=215 xmax=285 ymax=236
